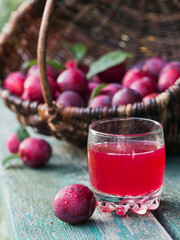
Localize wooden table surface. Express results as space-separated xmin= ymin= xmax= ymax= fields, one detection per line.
xmin=0 ymin=99 xmax=179 ymax=240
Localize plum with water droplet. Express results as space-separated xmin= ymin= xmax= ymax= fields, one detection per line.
xmin=53 ymin=184 xmax=96 ymax=224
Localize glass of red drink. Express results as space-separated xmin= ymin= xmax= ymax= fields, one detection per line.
xmin=87 ymin=117 xmax=165 ymax=215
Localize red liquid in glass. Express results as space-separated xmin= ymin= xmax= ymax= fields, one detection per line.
xmin=88 ymin=141 xmax=165 ymax=196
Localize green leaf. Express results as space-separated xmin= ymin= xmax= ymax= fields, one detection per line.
xmin=2 ymin=154 xmax=19 ymax=167
xmin=21 ymin=59 xmax=38 ymax=69
xmin=46 ymin=59 xmax=66 ymax=70
xmin=17 ymin=125 xmax=30 ymax=142
xmin=87 ymin=51 xmax=134 ymax=79
xmin=64 ymin=43 xmax=87 ymax=60
xmin=21 ymin=59 xmax=66 ymax=70
xmin=88 ymin=83 xmax=108 ymax=106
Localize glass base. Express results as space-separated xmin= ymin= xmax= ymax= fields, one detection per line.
xmin=93 ymin=186 xmax=162 ymax=215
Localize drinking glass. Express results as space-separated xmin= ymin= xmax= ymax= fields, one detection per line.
xmin=87 ymin=117 xmax=165 ymax=215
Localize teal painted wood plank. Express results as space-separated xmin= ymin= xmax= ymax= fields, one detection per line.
xmin=0 ymin=99 xmax=173 ymax=240
xmin=154 ymin=154 xmax=180 ymax=240
xmin=0 ymin=183 xmax=9 ymax=240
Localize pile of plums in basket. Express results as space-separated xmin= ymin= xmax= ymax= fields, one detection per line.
xmin=4 ymin=56 xmax=180 ymax=108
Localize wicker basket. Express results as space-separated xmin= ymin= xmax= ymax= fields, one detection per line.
xmin=0 ymin=0 xmax=180 ymax=152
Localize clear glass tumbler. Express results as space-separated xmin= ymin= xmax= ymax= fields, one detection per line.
xmin=87 ymin=117 xmax=165 ymax=215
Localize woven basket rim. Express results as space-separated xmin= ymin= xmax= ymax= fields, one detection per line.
xmin=0 ymin=79 xmax=179 ymax=119
xmin=0 ymin=0 xmax=180 ymax=120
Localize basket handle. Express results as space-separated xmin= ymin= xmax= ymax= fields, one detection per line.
xmin=37 ymin=0 xmax=56 ymax=108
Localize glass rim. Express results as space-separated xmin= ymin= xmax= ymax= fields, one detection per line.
xmin=89 ymin=117 xmax=163 ymax=138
